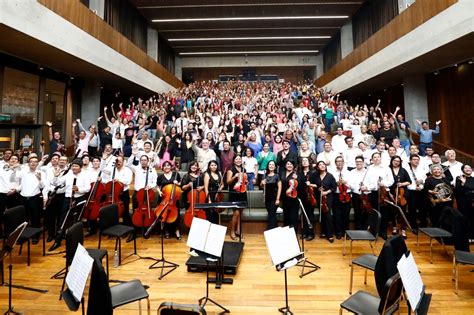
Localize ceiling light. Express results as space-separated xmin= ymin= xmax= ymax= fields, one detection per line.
xmin=153 ymin=16 xmax=348 ymax=23
xmin=434 ymin=71 xmax=440 ymax=75
xmin=169 ymin=36 xmax=330 ymax=42
xmin=179 ymin=50 xmax=319 ymax=55
xmin=468 ymin=59 xmax=474 ymax=64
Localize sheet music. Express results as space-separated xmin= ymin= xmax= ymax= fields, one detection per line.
xmin=65 ymin=244 xmax=94 ymax=302
xmin=397 ymin=252 xmax=424 ymax=310
xmin=264 ymin=226 xmax=302 ymax=266
xmin=204 ymin=224 xmax=227 ymax=257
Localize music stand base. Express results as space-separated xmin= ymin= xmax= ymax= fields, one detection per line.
xmin=199 ymin=297 xmax=230 ymax=314
xmin=296 ymin=259 xmax=321 ymax=278
xmin=149 ymin=259 xmax=179 ymax=280
xmin=278 ymin=306 xmax=293 ymax=314
xmin=4 ymin=308 xmax=21 ymax=315
xmin=208 ymin=277 xmax=233 ymax=289
xmin=1 ymin=283 xmax=48 ymax=294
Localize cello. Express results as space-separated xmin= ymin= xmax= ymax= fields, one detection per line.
xmin=233 ymin=163 xmax=248 ymax=193
xmin=132 ymin=167 xmax=156 ymax=228
xmin=81 ymin=171 xmax=105 ymax=220
xmin=183 ymin=176 xmax=207 ymax=228
xmin=101 ymin=164 xmax=125 ymax=218
xmin=154 ymin=171 xmax=181 ymax=224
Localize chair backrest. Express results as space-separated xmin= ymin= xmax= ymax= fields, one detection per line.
xmin=65 ymin=222 xmax=84 ymax=266
xmin=3 ymin=206 xmax=27 ymax=235
xmin=378 ymin=273 xmax=403 ymax=314
xmin=440 ymin=206 xmax=469 ymax=251
xmin=87 ymin=258 xmax=113 ymax=315
xmin=367 ymin=209 xmax=382 ymax=238
xmin=99 ymin=204 xmax=119 ymax=231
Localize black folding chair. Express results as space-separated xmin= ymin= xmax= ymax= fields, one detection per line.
xmin=3 ymin=206 xmax=45 ymax=266
xmin=343 ymin=209 xmax=381 ymax=263
xmin=98 ymin=204 xmax=135 ymax=265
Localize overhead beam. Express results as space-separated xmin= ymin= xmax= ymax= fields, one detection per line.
xmin=179 ymin=55 xmax=318 ymax=68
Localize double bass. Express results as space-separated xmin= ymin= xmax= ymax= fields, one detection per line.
xmin=82 ymin=171 xmax=105 ymax=220
xmin=101 ymin=164 xmax=125 ymax=218
xmin=132 ymin=167 xmax=156 ymax=228
xmin=183 ymin=176 xmax=207 ymax=228
xmin=154 ymin=171 xmax=181 ymax=224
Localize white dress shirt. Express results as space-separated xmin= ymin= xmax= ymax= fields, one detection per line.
xmin=442 ymin=160 xmax=463 ymax=185
xmin=363 ymin=164 xmax=394 ymax=191
xmin=131 ymin=165 xmax=157 ymax=191
xmin=17 ymin=168 xmax=45 ymax=197
xmin=344 ymin=147 xmax=363 ymax=168
xmin=407 ymin=165 xmax=427 ymax=191
xmin=348 ymin=167 xmax=368 ymax=195
xmin=102 ymin=166 xmax=133 ymax=191
xmin=330 ymin=168 xmax=352 ymax=193
xmin=53 ymin=171 xmax=90 ymax=198
xmin=316 ymin=150 xmax=340 ymax=173
xmin=331 ymin=134 xmax=347 ymax=154
xmin=0 ymin=166 xmax=16 ymax=193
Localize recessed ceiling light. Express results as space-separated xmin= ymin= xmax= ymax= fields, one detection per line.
xmin=153 ymin=16 xmax=348 ymax=23
xmin=169 ymin=36 xmax=330 ymax=42
xmin=179 ymin=50 xmax=319 ymax=55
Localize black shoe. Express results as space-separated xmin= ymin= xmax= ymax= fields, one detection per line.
xmin=336 ymin=235 xmax=342 ymax=240
xmin=48 ymin=241 xmax=61 ymax=252
xmin=85 ymin=230 xmax=96 ymax=237
xmin=306 ymin=235 xmax=315 ymax=241
xmin=380 ymin=233 xmax=388 ymax=240
xmin=328 ymin=237 xmax=334 ymax=243
xmin=32 ymin=238 xmax=39 ymax=245
xmin=47 ymin=235 xmax=54 ymax=243
xmin=126 ymin=233 xmax=135 ymax=243
xmin=412 ymin=228 xmax=418 ymax=235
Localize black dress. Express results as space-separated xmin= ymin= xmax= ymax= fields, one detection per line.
xmin=455 ymin=176 xmax=474 ymax=239
xmin=180 ymin=173 xmax=203 ymax=209
xmin=280 ymin=171 xmax=305 ymax=230
xmin=299 ymin=169 xmax=315 ymax=238
xmin=263 ymin=173 xmax=280 ymax=230
xmin=156 ymin=171 xmax=182 ymax=234
xmin=206 ymin=172 xmax=222 ymax=224
xmin=309 ymin=171 xmax=337 ymax=238
xmin=228 ymin=166 xmax=248 ymax=204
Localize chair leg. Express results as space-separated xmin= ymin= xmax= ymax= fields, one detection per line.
xmin=339 ymin=307 xmax=343 ymax=315
xmin=98 ymin=234 xmax=101 ymax=249
xmin=416 ymin=232 xmax=419 ymax=247
xmin=455 ymin=261 xmax=459 ymax=295
xmin=105 ymin=253 xmax=109 ymax=281
xmin=429 ymin=238 xmax=433 ymax=264
xmin=364 ymin=269 xmax=368 ymax=285
xmin=138 ymin=300 xmax=142 ymax=315
xmin=147 ymin=297 xmax=150 ymax=315
xmin=27 ymin=239 xmax=31 ymax=266
xmin=452 ymin=254 xmax=456 ymax=281
xmin=118 ymin=238 xmax=122 ymax=265
xmin=343 ymin=234 xmax=346 ymax=256
xmin=441 ymin=238 xmax=448 ymax=255
xmin=133 ymin=235 xmax=137 ymax=255
xmin=369 ymin=241 xmax=375 ymax=255
xmin=349 ymin=263 xmax=354 ymax=295
xmin=350 ymin=240 xmax=353 ymax=264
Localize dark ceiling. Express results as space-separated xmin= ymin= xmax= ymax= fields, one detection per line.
xmin=131 ymin=0 xmax=365 ymax=56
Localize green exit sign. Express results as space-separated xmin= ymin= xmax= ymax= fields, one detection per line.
xmin=0 ymin=114 xmax=12 ymax=122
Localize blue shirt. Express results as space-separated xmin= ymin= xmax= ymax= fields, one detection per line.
xmin=416 ymin=125 xmax=439 ymax=143
xmin=247 ymin=141 xmax=263 ymax=157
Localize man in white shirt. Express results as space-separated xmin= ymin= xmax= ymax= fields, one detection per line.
xmin=442 ymin=149 xmax=463 ymax=185
xmin=43 ymin=158 xmax=67 ymax=242
xmin=348 ymin=156 xmax=368 ymax=229
xmin=331 ymin=127 xmax=347 ymax=154
xmin=316 ymin=142 xmax=340 ymax=173
xmin=330 ymin=156 xmax=352 ymax=238
xmin=17 ymin=156 xmax=45 ymax=242
xmin=130 ymin=155 xmax=157 ymax=212
xmin=406 ymin=154 xmax=427 ymax=232
xmin=343 ymin=137 xmax=363 ymax=170
xmin=174 ymin=111 xmax=188 ymax=135
xmin=192 ymin=139 xmax=217 ymax=172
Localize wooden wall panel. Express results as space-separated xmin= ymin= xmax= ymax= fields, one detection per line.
xmin=315 ymin=0 xmax=458 ymax=87
xmin=37 ymin=0 xmax=184 ymax=89
xmin=426 ymin=63 xmax=474 ymax=156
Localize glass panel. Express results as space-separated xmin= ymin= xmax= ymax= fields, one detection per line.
xmin=0 ymin=129 xmax=14 ymax=151
xmin=44 ymin=79 xmax=65 ymax=127
xmin=1 ymin=67 xmax=39 ymax=124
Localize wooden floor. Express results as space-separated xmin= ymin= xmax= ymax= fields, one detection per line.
xmin=1 ymin=229 xmax=474 ymax=314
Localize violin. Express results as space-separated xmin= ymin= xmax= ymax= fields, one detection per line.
xmin=154 ymin=171 xmax=181 ymax=224
xmin=100 ymin=165 xmax=125 ymax=218
xmin=132 ymin=167 xmax=156 ymax=228
xmin=305 ymin=173 xmax=317 ymax=206
xmin=82 ymin=171 xmax=105 ymax=220
xmin=286 ymin=176 xmax=298 ymax=198
xmin=233 ymin=164 xmax=248 ymax=193
xmin=378 ymin=176 xmax=390 ymax=206
xmin=320 ymin=192 xmax=329 ymax=214
xmin=183 ymin=176 xmax=207 ymax=228
xmin=338 ymin=173 xmax=351 ymax=203
xmin=395 ymin=176 xmax=407 ymax=207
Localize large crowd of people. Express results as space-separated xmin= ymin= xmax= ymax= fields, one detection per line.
xmin=0 ymin=80 xmax=472 ymax=252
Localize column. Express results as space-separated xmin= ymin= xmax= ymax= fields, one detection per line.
xmin=340 ymin=20 xmax=354 ymax=59
xmin=174 ymin=56 xmax=182 ymax=80
xmin=403 ymin=75 xmax=428 ymax=129
xmin=89 ymin=0 xmax=105 ymax=19
xmin=314 ymin=53 xmax=324 ymax=80
xmin=81 ymin=80 xmax=101 ymax=133
xmin=147 ymin=27 xmax=159 ymax=62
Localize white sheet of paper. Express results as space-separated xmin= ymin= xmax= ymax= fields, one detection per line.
xmin=264 ymin=226 xmax=302 ymax=266
xmin=204 ymin=224 xmax=227 ymax=257
xmin=397 ymin=252 xmax=424 ymax=310
xmin=186 ymin=217 xmax=210 ymax=252
xmin=65 ymin=244 xmax=94 ymax=302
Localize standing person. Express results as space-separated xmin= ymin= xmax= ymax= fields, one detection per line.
xmin=193 ymin=139 xmax=217 ymax=172
xmin=203 ymin=160 xmax=223 ymax=225
xmin=455 ymin=165 xmax=474 ymax=241
xmin=261 ymin=160 xmax=281 ymax=230
xmin=179 ymin=132 xmax=196 ymax=172
xmin=156 ymin=161 xmax=182 ymax=240
xmin=331 ymin=156 xmax=352 ymax=239
xmin=343 ymin=137 xmax=362 ymax=171
xmin=181 ymin=161 xmax=204 ymax=216
xmin=388 ymin=156 xmax=412 ymax=238
xmin=442 ymin=149 xmax=463 ymax=186
xmin=157 ymin=135 xmax=178 ymax=169
xmin=48 ymin=159 xmax=91 ymax=252
xmin=348 ymin=156 xmax=368 ymax=230
xmin=424 ymin=164 xmax=453 ymax=226
xmin=129 ymin=155 xmax=157 ymax=224
xmin=276 ymin=140 xmax=298 ymax=176
xmin=280 ymin=161 xmax=303 ymax=232
xmin=406 ymin=154 xmax=427 ymax=233
xmin=331 ymin=127 xmax=347 ymax=154
xmin=219 ymin=140 xmax=235 ymax=177
xmin=416 ymin=119 xmax=441 ymax=156
xmin=46 ymin=121 xmax=65 ymax=155
xmin=299 ymin=157 xmax=315 ymax=240
xmin=309 ymin=161 xmax=337 ymax=243
xmin=242 ymin=147 xmax=258 ymax=191
xmin=226 ymin=155 xmax=248 ymax=240
xmin=16 ymin=156 xmax=45 ymax=244
xmin=257 ymin=142 xmax=277 ymax=184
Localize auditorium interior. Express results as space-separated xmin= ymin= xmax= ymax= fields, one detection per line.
xmin=0 ymin=0 xmax=473 ymax=314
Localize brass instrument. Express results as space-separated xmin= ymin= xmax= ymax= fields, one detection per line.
xmin=429 ymin=182 xmax=453 ymax=205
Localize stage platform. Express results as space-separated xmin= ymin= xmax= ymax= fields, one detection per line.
xmin=186 ymin=241 xmax=244 ymax=275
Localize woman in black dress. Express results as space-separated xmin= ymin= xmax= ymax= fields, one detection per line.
xmin=389 ymin=155 xmax=412 ymax=238
xmin=180 ymin=161 xmax=204 ymax=211
xmin=299 ymin=157 xmax=315 ymax=240
xmin=424 ymin=164 xmax=453 ymax=226
xmin=226 ymin=155 xmax=248 ymax=240
xmin=156 ymin=161 xmax=182 ymax=239
xmin=455 ymin=164 xmax=474 ymax=240
xmin=179 ymin=132 xmax=196 ymax=172
xmin=261 ymin=160 xmax=281 ymax=230
xmin=280 ymin=160 xmax=305 ymax=231
xmin=203 ymin=160 xmax=223 ymax=225
xmin=309 ymin=161 xmax=337 ymax=243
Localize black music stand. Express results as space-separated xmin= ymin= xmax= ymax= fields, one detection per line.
xmin=296 ymin=198 xmax=320 ymax=278
xmin=197 ymin=253 xmax=229 ymax=314
xmin=2 ymin=222 xmax=28 ymax=315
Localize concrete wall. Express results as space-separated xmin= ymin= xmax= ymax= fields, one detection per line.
xmin=403 ymin=75 xmax=429 ymax=128
xmin=147 ymin=27 xmax=158 ymax=62
xmin=89 ymin=0 xmax=105 ymax=19
xmin=179 ymin=55 xmax=318 ymax=68
xmin=81 ymin=80 xmax=101 ymax=130
xmin=340 ymin=21 xmax=354 ymax=59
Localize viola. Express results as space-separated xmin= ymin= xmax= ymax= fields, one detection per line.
xmin=154 ymin=171 xmax=182 ymax=224
xmin=378 ymin=177 xmax=391 ymax=206
xmin=307 ymin=185 xmax=317 ymax=206
xmin=338 ymin=174 xmax=351 ymax=203
xmin=132 ymin=167 xmax=156 ymax=228
xmin=99 ymin=165 xmax=125 ymax=219
xmin=396 ymin=186 xmax=407 ymax=207
xmin=321 ymin=193 xmax=329 ymax=214
xmin=183 ymin=177 xmax=207 ymax=228
xmin=82 ymin=171 xmax=105 ymax=220
xmin=286 ymin=178 xmax=298 ymax=198
xmin=233 ymin=165 xmax=248 ymax=193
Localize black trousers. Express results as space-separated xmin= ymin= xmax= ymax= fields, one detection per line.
xmin=333 ymin=194 xmax=351 ymax=236
xmin=45 ymin=193 xmax=65 ymax=237
xmin=282 ymin=197 xmax=299 ymax=233
xmin=0 ymin=193 xmax=7 ymax=233
xmin=351 ymin=193 xmax=366 ymax=230
xmin=21 ymin=195 xmax=43 ymax=229
xmin=301 ymin=200 xmax=315 ymax=237
xmin=120 ymin=190 xmax=132 ymax=226
xmin=265 ymin=199 xmax=278 ymax=230
xmin=407 ymin=190 xmax=426 ymax=229
xmin=368 ymin=191 xmax=388 ymax=236
xmin=54 ymin=195 xmax=86 ymax=243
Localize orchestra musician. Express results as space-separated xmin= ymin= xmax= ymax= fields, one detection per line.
xmin=226 ymin=155 xmax=248 ymax=240
xmin=129 ymin=154 xmax=157 ymax=221
xmin=455 ymin=165 xmax=474 ymax=241
xmin=407 ymin=154 xmax=427 ymax=233
xmin=156 ymin=161 xmax=182 ymax=240
xmin=331 ymin=156 xmax=352 ymax=239
xmin=180 ymin=161 xmax=204 ymax=212
xmin=49 ymin=159 xmax=91 ymax=252
xmin=280 ymin=160 xmax=303 ymax=232
xmin=203 ymin=160 xmax=223 ymax=225
xmin=424 ymin=164 xmax=453 ymax=226
xmin=16 ymin=156 xmax=45 ymax=244
xmin=361 ymin=152 xmax=394 ymax=239
xmin=299 ymin=157 xmax=315 ymax=240
xmin=309 ymin=161 xmax=337 ymax=243
xmin=388 ymin=155 xmax=412 ymax=239
xmin=260 ymin=160 xmax=281 ymax=230
xmin=84 ymin=156 xmax=102 ymax=236
xmin=348 ymin=156 xmax=368 ymax=230
xmin=0 ymin=153 xmax=20 ymax=233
